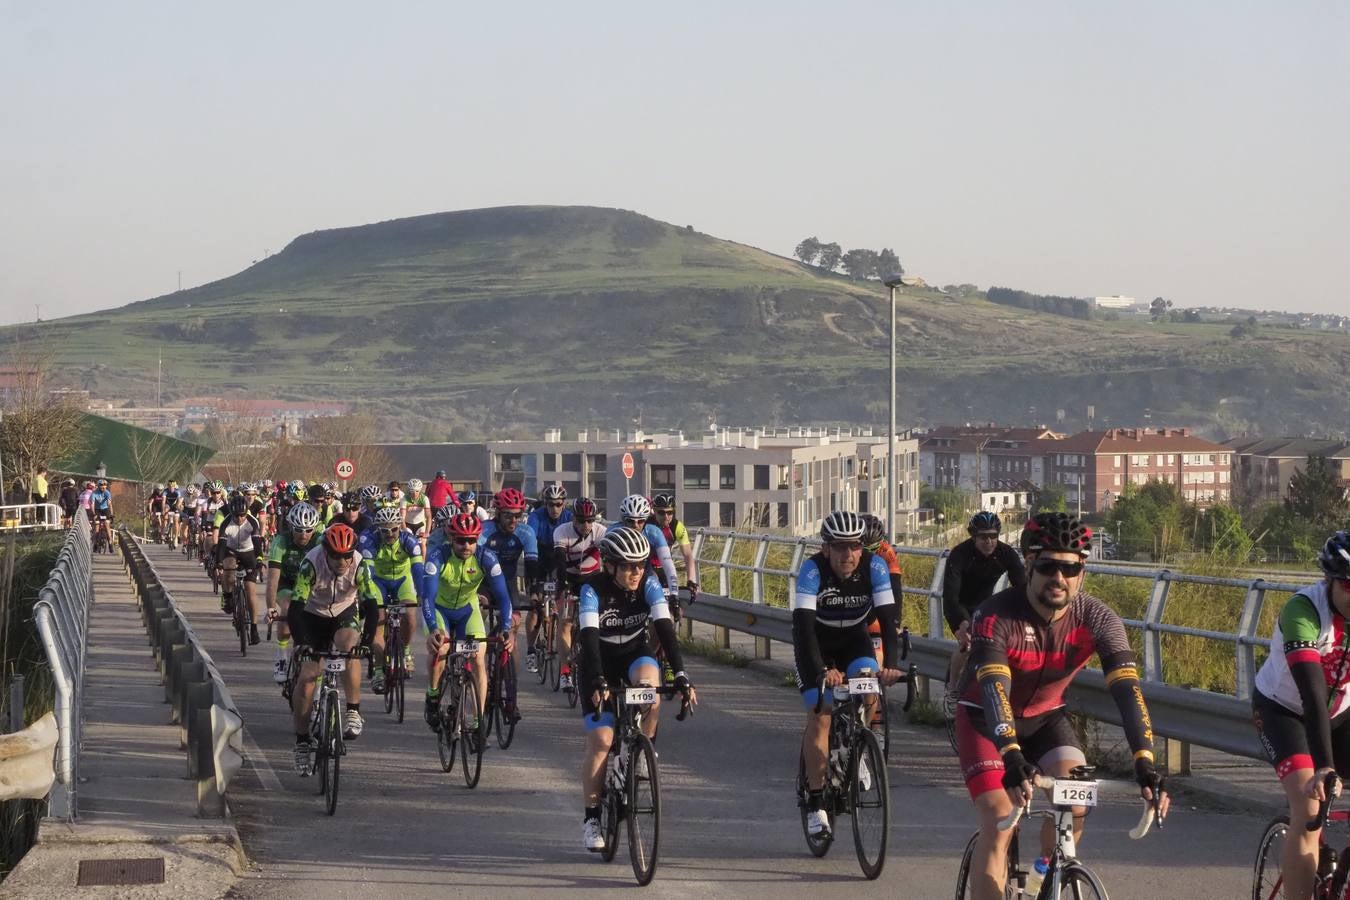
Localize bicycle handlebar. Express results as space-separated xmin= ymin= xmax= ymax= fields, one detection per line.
xmin=1310 ymin=771 xmax=1342 ymax=832
xmin=998 ymin=774 xmax=1165 ymax=838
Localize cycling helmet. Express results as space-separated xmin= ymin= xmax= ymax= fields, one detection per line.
xmin=323 ymin=523 xmax=357 ymax=555
xmin=303 ymin=484 xmax=322 ymax=503
xmin=407 ymin=478 xmax=424 ymax=493
xmin=244 ymin=483 xmax=258 ymax=495
xmin=820 ymin=510 xmax=866 ymax=543
xmin=541 ymin=482 xmax=567 ymax=501
xmin=228 ymin=496 xmax=248 ymax=516
xmin=97 ymin=478 xmax=108 ymax=486
xmin=573 ymin=497 xmax=598 ymax=520
xmin=449 ymin=513 xmax=483 ymax=539
xmin=154 ymin=483 xmax=165 ymax=492
xmin=436 ymin=469 xmax=447 ymax=478
xmin=1318 ymin=532 xmax=1350 ymax=580
xmin=652 ymin=493 xmax=675 ymax=511
xmin=286 ymin=502 xmax=320 ymax=531
xmin=433 ymin=505 xmax=455 ymax=525
xmin=374 ymin=505 xmax=403 ymax=528
xmin=277 ymin=479 xmax=288 ymax=491
xmin=340 ymin=490 xmax=360 ymax=508
xmin=860 ymin=514 xmax=887 ymax=552
xmin=496 ymin=487 xmax=527 ymax=512
xmin=287 ymin=482 xmax=302 ymax=498
xmin=459 ymin=490 xmax=477 ymax=504
xmin=600 ymin=526 xmax=651 ymax=564
xmin=262 ymin=479 xmax=273 ymax=489
xmin=619 ymin=494 xmax=653 ymax=522
xmin=212 ymin=480 xmax=225 ymax=491
xmin=969 ymin=511 xmax=1001 ymax=534
xmin=1020 ymin=512 xmax=1092 ymax=558
xmin=388 ymin=480 xmax=402 ymax=491
xmin=360 ymin=484 xmax=381 ymax=501
xmin=85 ymin=481 xmax=95 ymax=489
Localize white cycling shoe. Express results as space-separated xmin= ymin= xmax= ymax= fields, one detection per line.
xmin=806 ymin=809 xmax=831 ymax=837
xmin=582 ymin=817 xmax=605 ymax=851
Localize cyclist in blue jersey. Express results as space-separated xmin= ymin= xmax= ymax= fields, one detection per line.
xmin=524 ymin=482 xmax=572 ymax=674
xmin=90 ymin=479 xmax=114 ymax=547
xmin=479 ymin=487 xmax=539 ymax=632
xmin=359 ymin=505 xmax=426 ymax=694
xmin=606 ymin=494 xmax=680 ymax=593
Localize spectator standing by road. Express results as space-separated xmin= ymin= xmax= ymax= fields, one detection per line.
xmin=32 ymin=465 xmax=49 ymax=505
xmin=427 ymin=469 xmax=456 ymax=517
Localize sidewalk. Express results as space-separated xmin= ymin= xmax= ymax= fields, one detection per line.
xmin=3 ymin=548 xmax=242 ymax=899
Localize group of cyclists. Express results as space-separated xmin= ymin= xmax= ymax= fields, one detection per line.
xmin=98 ymin=467 xmax=1350 ymax=897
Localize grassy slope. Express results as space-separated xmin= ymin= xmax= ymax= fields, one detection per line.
xmin=26 ymin=205 xmax=1350 ymax=436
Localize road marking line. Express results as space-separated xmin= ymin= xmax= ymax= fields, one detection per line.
xmin=241 ymin=725 xmax=283 ymax=791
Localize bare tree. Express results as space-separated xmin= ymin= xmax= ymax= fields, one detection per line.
xmin=282 ymin=414 xmax=396 ymax=487
xmin=210 ymin=401 xmax=283 ymax=485
xmin=0 ymin=332 xmax=86 ymax=504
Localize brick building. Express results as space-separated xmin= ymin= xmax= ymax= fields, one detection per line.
xmin=1045 ymin=427 xmax=1232 ymax=514
xmin=1224 ymin=437 xmax=1350 ymax=504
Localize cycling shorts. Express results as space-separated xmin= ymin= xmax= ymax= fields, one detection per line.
xmin=1253 ymin=688 xmax=1350 ymax=781
xmin=221 ymin=548 xmax=258 ymax=572
xmin=578 ymin=639 xmax=660 ymax=731
xmin=373 ymin=574 xmax=416 ymax=608
xmin=287 ymin=601 xmax=361 ymax=650
xmin=794 ymin=624 xmax=877 ymax=710
xmin=433 ymin=603 xmax=486 ymax=641
xmin=956 ymin=705 xmax=1085 ymax=799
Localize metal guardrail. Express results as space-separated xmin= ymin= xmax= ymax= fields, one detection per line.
xmin=118 ymin=531 xmax=244 ymax=817
xmin=33 ymin=508 xmax=93 ymax=820
xmin=686 ymin=528 xmax=1320 ymax=764
xmin=0 ymin=502 xmax=63 ymax=532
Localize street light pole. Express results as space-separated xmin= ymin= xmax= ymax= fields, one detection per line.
xmin=884 ymin=275 xmax=905 ymax=541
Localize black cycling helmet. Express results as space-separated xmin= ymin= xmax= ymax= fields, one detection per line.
xmin=860 ymin=514 xmax=887 ymax=552
xmin=341 ymin=490 xmax=361 ymax=509
xmin=652 ymin=493 xmax=676 ymax=511
xmin=1020 ymin=512 xmax=1092 ymax=558
xmin=1319 ymin=532 xmax=1350 ymax=580
xmin=969 ymin=511 xmax=1001 ymax=534
xmin=228 ymin=496 xmax=248 ymax=517
xmin=307 ymin=483 xmax=326 ymax=503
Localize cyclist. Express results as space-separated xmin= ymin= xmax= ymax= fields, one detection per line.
xmin=459 ymin=490 xmax=490 ymax=523
xmin=360 ymin=505 xmax=426 ymax=695
xmin=403 ymin=478 xmax=432 ymax=552
xmin=550 ymin=498 xmax=607 ymax=693
xmin=524 ymin=482 xmax=571 ymax=674
xmin=607 ymin=495 xmax=680 ymax=593
xmin=58 ymin=478 xmax=80 ymax=528
xmin=265 ymin=502 xmax=323 ymax=685
xmin=162 ymin=480 xmax=184 ymax=548
xmin=359 ymin=484 xmax=383 ymax=519
xmin=284 ymin=524 xmax=378 ymax=773
xmin=579 ymin=525 xmax=696 ymax=851
xmin=213 ymin=494 xmax=265 ymax=629
xmin=78 ymin=480 xmax=94 ymax=517
xmin=91 ymin=479 xmax=114 ymax=547
xmin=421 ymin=513 xmax=514 ymax=729
xmin=146 ymin=484 xmax=167 ymax=541
xmin=480 ymin=487 xmax=539 ymax=634
xmin=339 ymin=490 xmax=371 ymax=535
xmin=956 ymin=512 xmax=1166 ymax=900
xmin=427 ymin=470 xmax=457 ymax=519
xmin=651 ymin=493 xmax=699 ymax=601
xmin=793 ymin=510 xmax=905 ymax=839
xmin=1252 ymin=531 xmax=1350 ymax=900
xmin=943 ymin=511 xmax=1027 ymax=719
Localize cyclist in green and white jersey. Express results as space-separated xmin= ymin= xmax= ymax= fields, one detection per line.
xmin=360 ymin=504 xmax=426 ymax=695
xmin=266 ymin=502 xmax=323 ymax=684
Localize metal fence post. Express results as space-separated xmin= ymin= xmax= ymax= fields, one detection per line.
xmin=751 ymin=538 xmax=771 ymax=659
xmin=928 ymin=550 xmax=950 ymax=640
xmin=7 ymin=675 xmax=24 ymax=733
xmin=1142 ymin=571 xmax=1171 ymax=683
xmin=1235 ymin=580 xmax=1268 ymax=702
xmin=714 ymin=534 xmax=736 ymax=649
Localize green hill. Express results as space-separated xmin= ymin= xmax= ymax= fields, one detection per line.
xmin=26 ymin=205 xmax=1350 ymax=438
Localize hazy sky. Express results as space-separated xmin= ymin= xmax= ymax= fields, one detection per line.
xmin=3 ymin=2 xmax=1347 ymax=324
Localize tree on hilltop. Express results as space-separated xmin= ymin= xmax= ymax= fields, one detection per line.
xmin=841 ymin=248 xmax=880 ymax=280
xmin=877 ymin=248 xmax=902 ymax=280
xmin=817 ymin=242 xmax=842 ymax=272
xmin=793 ymin=237 xmax=821 ymax=266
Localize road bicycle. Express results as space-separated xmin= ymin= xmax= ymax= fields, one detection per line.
xmin=1254 ymin=772 xmax=1350 ymax=900
xmin=183 ymin=517 xmax=200 ymax=560
xmin=955 ymin=764 xmax=1165 ymax=899
xmin=591 ymin=681 xmax=693 ymax=886
xmin=379 ymin=600 xmax=419 ymax=724
xmin=796 ymin=670 xmax=891 ymax=880
xmin=482 ymin=632 xmax=518 ymax=750
xmin=531 ymin=580 xmax=560 ymax=688
xmin=434 ymin=638 xmax=486 ymax=788
xmin=299 ymin=646 xmax=367 ymax=816
xmin=221 ymin=565 xmax=253 ymax=656
xmin=93 ymin=516 xmax=115 ymax=554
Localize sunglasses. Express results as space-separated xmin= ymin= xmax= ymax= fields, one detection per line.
xmin=380 ymin=528 xmax=400 ymax=537
xmin=655 ymin=510 xmax=674 ymax=516
xmin=828 ymin=541 xmax=864 ymax=553
xmin=576 ymin=518 xmax=596 ymax=525
xmin=1033 ymin=559 xmax=1085 ymax=578
xmin=974 ymin=532 xmax=999 ymax=541
xmin=327 ymin=550 xmax=355 ymax=561
xmin=293 ymin=527 xmax=315 ymax=535
xmin=548 ymin=502 xmax=565 ymax=509
xmin=499 ymin=512 xmax=522 ymax=520
xmin=452 ymin=537 xmax=478 ymax=546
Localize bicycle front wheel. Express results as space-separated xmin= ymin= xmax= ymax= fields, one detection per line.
xmin=394 ymin=654 xmax=406 ymax=724
xmin=1058 ymin=862 xmax=1110 ymax=899
xmin=626 ymin=733 xmax=661 ymax=886
xmin=436 ymin=684 xmax=458 ymax=774
xmin=460 ymin=678 xmax=483 ymax=788
xmin=323 ymin=691 xmax=342 ymax=815
xmin=235 ymin=594 xmax=248 ymax=656
xmin=600 ymin=778 xmax=622 ymax=863
xmin=954 ymin=830 xmax=1017 ymax=899
xmin=495 ymin=653 xmax=517 ymax=750
xmin=850 ymin=726 xmax=890 ymax=880
xmin=1251 ymin=815 xmax=1289 ymax=900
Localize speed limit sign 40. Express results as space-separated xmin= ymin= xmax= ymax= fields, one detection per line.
xmin=335 ymin=458 xmax=356 ymax=480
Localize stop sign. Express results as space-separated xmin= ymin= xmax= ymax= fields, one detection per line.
xmin=335 ymin=458 xmax=356 ymax=480
xmin=621 ymin=452 xmax=635 ymax=480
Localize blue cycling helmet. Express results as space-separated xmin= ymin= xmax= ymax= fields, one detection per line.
xmin=968 ymin=511 xmax=1001 ymax=535
xmin=460 ymin=490 xmax=477 ymax=504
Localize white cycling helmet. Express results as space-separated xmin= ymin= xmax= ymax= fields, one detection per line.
xmin=262 ymin=479 xmax=274 ymax=489
xmin=541 ymin=482 xmax=567 ymax=501
xmin=373 ymin=505 xmax=403 ymax=528
xmin=820 ymin=510 xmax=866 ymax=542
xmin=406 ymin=478 xmax=424 ymax=493
xmin=618 ymin=494 xmax=652 ymax=522
xmin=287 ymin=502 xmax=320 ymax=531
xmin=360 ymin=484 xmax=382 ymax=501
xmin=599 ymin=526 xmax=651 ymax=563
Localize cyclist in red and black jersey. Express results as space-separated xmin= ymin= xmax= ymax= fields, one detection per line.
xmin=956 ymin=512 xmax=1168 ymax=900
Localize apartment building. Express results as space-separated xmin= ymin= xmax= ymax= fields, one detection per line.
xmin=1225 ymin=437 xmax=1350 ymax=504
xmin=920 ymin=425 xmax=1064 ymax=492
xmin=1046 ymin=427 xmax=1232 ymax=513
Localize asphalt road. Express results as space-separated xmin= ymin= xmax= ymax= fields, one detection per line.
xmin=146 ymin=543 xmax=1269 ymax=899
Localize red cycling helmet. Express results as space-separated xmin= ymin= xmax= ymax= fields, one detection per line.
xmin=449 ymin=514 xmax=483 ymax=539
xmin=323 ymin=523 xmax=358 ymax=555
xmin=496 ymin=488 xmax=527 ymax=512
xmin=573 ymin=497 xmax=598 ymax=520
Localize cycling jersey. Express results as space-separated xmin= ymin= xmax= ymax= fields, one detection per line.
xmin=1256 ymin=583 xmax=1350 ymax=719
xmin=79 ymin=489 xmax=93 ymax=511
xmin=480 ymin=520 xmax=539 ymax=585
xmin=605 ymin=522 xmax=678 ymax=589
xmin=357 ymin=527 xmax=426 ymax=582
xmin=551 ymin=520 xmax=607 ymax=581
xmin=214 ymin=513 xmax=263 ymax=557
xmin=292 ymin=545 xmax=378 ymax=619
xmin=91 ymin=490 xmax=112 ymax=513
xmin=653 ymin=517 xmax=698 ymax=585
xmin=421 ymin=543 xmax=512 ymax=629
xmin=163 ymin=489 xmax=181 ymax=512
xmin=792 ymin=551 xmax=900 ymax=697
xmin=148 ymin=491 xmax=165 ymax=512
xmin=404 ymin=493 xmax=430 ymax=527
xmin=527 ymin=506 xmax=572 ymax=556
xmin=942 ymin=538 xmax=1027 ymax=632
xmin=959 ymin=585 xmax=1153 ymax=767
xmin=268 ymin=530 xmax=321 ymax=592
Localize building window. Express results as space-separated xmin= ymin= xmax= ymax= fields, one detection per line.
xmin=497 ymin=453 xmax=523 ymax=472
xmin=1113 ymin=455 xmax=1122 ymax=468
xmin=684 ymin=465 xmax=710 ymax=490
xmin=588 ymin=453 xmax=607 ymax=472
xmin=719 ymin=502 xmax=737 ymax=527
xmin=684 ymin=502 xmax=710 ymax=527
xmin=544 ymin=454 xmax=560 ymax=472
xmin=651 ymin=465 xmax=675 ymax=490
xmin=845 ymin=458 xmax=855 ymax=477
xmin=719 ymin=464 xmax=736 ymax=490
xmin=859 ymin=490 xmax=869 ymax=513
xmin=562 ymin=453 xmax=582 ymax=471
xmin=754 ymin=465 xmax=770 ymax=490
xmin=588 ymin=476 xmax=608 ymax=500
xmin=750 ymin=502 xmax=770 ymax=527
xmin=777 ymin=502 xmax=789 ymax=528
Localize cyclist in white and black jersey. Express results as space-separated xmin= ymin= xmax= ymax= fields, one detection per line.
xmin=214 ymin=495 xmax=266 ymax=644
xmin=550 ymin=497 xmax=607 ymax=692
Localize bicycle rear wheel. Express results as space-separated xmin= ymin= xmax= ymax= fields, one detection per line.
xmin=626 ymin=733 xmax=661 ymax=886
xmin=1058 ymin=862 xmax=1109 ymax=899
xmin=849 ymin=726 xmax=889 ymax=880
xmin=459 ymin=678 xmax=483 ymax=788
xmin=436 ymin=677 xmax=458 ymax=773
xmin=535 ymin=620 xmax=550 ymax=685
xmin=1251 ymin=815 xmax=1289 ymax=900
xmin=323 ymin=691 xmax=342 ymax=815
xmin=234 ymin=590 xmax=247 ymax=656
xmin=495 ymin=653 xmax=517 ymax=750
xmin=796 ymin=751 xmax=832 ymax=857
xmin=394 ymin=653 xmax=406 ymax=724
xmin=551 ymin=620 xmax=564 ymax=692
xmin=600 ymin=778 xmax=622 ymax=862
xmin=482 ymin=651 xmax=499 ymax=740
xmin=384 ymin=626 xmax=400 ymax=715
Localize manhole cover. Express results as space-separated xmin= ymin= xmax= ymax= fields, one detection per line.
xmin=77 ymin=857 xmax=166 ymax=886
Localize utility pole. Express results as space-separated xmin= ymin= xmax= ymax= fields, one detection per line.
xmin=883 ymin=275 xmax=906 ymax=541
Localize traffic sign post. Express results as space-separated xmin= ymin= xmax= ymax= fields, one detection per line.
xmin=335 ymin=457 xmax=356 ymax=491
xmin=621 ymin=452 xmax=635 ymax=495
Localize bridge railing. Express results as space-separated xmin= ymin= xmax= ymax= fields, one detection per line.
xmin=686 ymin=528 xmax=1316 ymax=768
xmin=32 ymin=508 xmax=93 ymax=820
xmin=118 ymin=531 xmax=244 ymax=817
xmin=0 ymin=503 xmax=63 ymax=533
